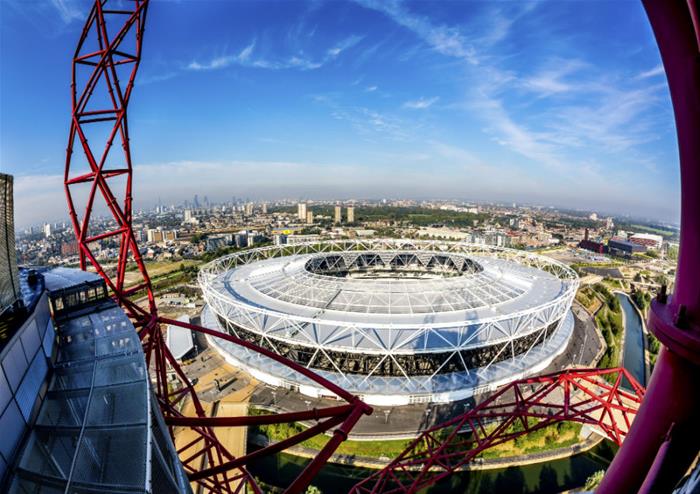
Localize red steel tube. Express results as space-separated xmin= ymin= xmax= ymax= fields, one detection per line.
xmin=286 ymin=403 xmax=368 ymax=494
xmin=164 ymin=404 xmax=354 ymax=428
xmin=159 ymin=316 xmax=373 ymax=410
xmin=188 ymin=413 xmax=349 ymax=482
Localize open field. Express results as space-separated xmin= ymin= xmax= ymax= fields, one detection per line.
xmin=124 ymin=260 xmax=201 ymax=287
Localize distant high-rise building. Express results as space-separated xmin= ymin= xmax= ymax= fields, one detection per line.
xmin=43 ymin=223 xmax=52 ymax=238
xmin=193 ymin=195 xmax=200 ymax=208
xmin=347 ymin=206 xmax=355 ymax=224
xmin=262 ymin=203 xmax=268 ymax=214
xmin=334 ymin=205 xmax=342 ymax=224
xmin=184 ymin=209 xmax=194 ymax=223
xmin=297 ymin=202 xmax=307 ymax=222
xmin=306 ymin=211 xmax=314 ymax=224
xmin=0 ymin=173 xmax=20 ymax=310
xmin=244 ymin=203 xmax=254 ymax=216
xmin=606 ymin=217 xmax=615 ymax=230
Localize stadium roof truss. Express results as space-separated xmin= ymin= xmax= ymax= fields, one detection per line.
xmin=200 ymin=240 xmax=578 ymax=402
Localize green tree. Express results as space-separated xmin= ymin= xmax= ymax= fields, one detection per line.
xmin=585 ymin=470 xmax=605 ymax=490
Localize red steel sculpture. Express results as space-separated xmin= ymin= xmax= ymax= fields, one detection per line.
xmin=62 ymin=1 xmax=371 ymax=493
xmin=350 ymin=367 xmax=645 ymax=494
xmin=62 ymin=0 xmax=699 ymax=493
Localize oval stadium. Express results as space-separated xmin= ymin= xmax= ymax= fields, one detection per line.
xmin=199 ymin=239 xmax=579 ymax=406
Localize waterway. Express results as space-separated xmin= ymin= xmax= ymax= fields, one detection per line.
xmin=247 ymin=441 xmax=618 ymax=493
xmin=616 ymin=293 xmax=647 ymax=387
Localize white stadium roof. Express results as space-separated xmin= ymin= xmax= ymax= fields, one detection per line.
xmin=198 ymin=239 xmax=579 ymax=404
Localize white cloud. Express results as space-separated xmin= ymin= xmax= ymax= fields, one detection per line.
xmin=544 ymin=84 xmax=666 ymax=153
xmin=187 ymin=42 xmax=256 ymax=71
xmin=636 ymin=64 xmax=665 ymax=79
xmin=13 ymin=174 xmax=68 ymax=228
xmin=520 ymin=60 xmax=589 ymax=96
xmin=365 ymin=85 xmax=378 ymax=92
xmin=49 ymin=0 xmax=83 ymax=24
xmin=187 ymin=34 xmax=363 ymax=73
xmin=403 ymin=96 xmax=439 ymax=109
xmin=475 ymin=95 xmax=564 ymax=169
xmin=354 ymin=0 xmax=479 ymax=64
xmin=327 ymin=35 xmax=364 ymax=57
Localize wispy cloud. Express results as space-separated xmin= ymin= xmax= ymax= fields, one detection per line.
xmin=365 ymin=85 xmax=378 ymax=92
xmin=354 ymin=0 xmax=479 ymax=64
xmin=327 ymin=34 xmax=364 ymax=57
xmin=475 ymin=95 xmax=564 ymax=169
xmin=187 ymin=41 xmax=256 ymax=71
xmin=544 ymin=85 xmax=666 ymax=153
xmin=139 ymin=71 xmax=179 ymax=85
xmin=187 ymin=34 xmax=363 ymax=73
xmin=3 ymin=0 xmax=84 ymax=34
xmin=520 ymin=60 xmax=590 ymax=97
xmin=359 ymin=0 xmax=668 ymax=187
xmin=636 ymin=64 xmax=665 ymax=79
xmin=49 ymin=0 xmax=83 ymax=24
xmin=331 ymin=107 xmax=411 ymax=141
xmin=403 ymin=96 xmax=439 ymax=109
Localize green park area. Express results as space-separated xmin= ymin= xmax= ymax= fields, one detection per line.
xmin=249 ymin=409 xmax=585 ymax=464
xmin=248 ymin=408 xmax=413 ymax=459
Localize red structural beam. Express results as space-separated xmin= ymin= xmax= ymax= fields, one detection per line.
xmin=351 ymin=367 xmax=644 ymax=494
xmin=63 ymin=2 xmax=372 ymax=493
xmin=163 ymin=404 xmax=355 ymax=428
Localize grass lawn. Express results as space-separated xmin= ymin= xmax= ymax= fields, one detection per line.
xmin=250 ymin=412 xmax=413 ymax=458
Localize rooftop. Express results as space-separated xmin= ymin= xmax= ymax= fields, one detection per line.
xmin=208 ymin=250 xmax=569 ymax=326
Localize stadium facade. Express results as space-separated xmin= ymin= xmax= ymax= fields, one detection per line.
xmin=200 ymin=239 xmax=579 ymax=406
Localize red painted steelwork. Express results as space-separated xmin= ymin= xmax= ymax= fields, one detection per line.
xmin=596 ymin=1 xmax=700 ymax=492
xmin=63 ymin=2 xmax=372 ymax=493
xmin=350 ymin=368 xmax=644 ymax=494
xmin=63 ymin=0 xmax=700 ymax=493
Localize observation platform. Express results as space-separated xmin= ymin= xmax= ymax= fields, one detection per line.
xmin=1 ymin=268 xmax=189 ymax=493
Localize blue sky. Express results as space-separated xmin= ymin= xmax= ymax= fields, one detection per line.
xmin=1 ymin=0 xmax=680 ymax=228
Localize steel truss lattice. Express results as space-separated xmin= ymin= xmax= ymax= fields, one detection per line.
xmin=350 ymin=367 xmax=645 ymax=494
xmin=63 ymin=2 xmax=371 ymax=493
xmin=200 ymin=240 xmax=578 ymax=402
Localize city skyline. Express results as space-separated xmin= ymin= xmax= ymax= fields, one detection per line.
xmin=2 ymin=0 xmax=681 ymax=228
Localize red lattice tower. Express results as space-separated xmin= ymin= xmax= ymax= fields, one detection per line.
xmin=351 ymin=367 xmax=645 ymax=494
xmin=63 ymin=2 xmax=371 ymax=493
xmin=62 ymin=1 xmax=700 ymax=493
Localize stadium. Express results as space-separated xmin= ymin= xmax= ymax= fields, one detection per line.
xmin=199 ymin=239 xmax=579 ymax=406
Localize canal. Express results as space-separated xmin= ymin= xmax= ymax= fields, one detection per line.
xmin=247 ymin=441 xmax=618 ymax=493
xmin=616 ymin=292 xmax=647 ymax=386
